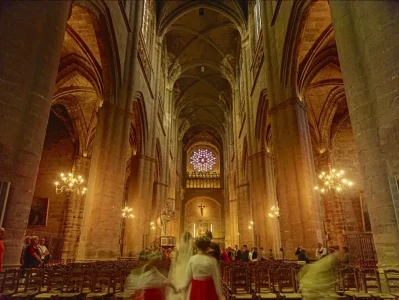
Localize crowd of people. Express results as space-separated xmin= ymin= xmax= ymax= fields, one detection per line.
xmin=19 ymin=235 xmax=51 ymax=268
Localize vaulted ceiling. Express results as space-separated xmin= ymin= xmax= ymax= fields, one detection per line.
xmin=159 ymin=0 xmax=244 ymax=142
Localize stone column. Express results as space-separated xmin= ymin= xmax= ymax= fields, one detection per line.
xmin=77 ymin=103 xmax=131 ymax=260
xmin=269 ymin=98 xmax=324 ymax=259
xmin=62 ymin=156 xmax=91 ymax=259
xmin=124 ymin=155 xmax=156 ymax=256
xmin=0 ymin=1 xmax=70 ymax=267
xmin=236 ymin=183 xmax=254 ymax=247
xmin=329 ymin=1 xmax=399 ymax=268
xmin=248 ymin=152 xmax=268 ymax=248
xmin=264 ymin=152 xmax=281 ymax=258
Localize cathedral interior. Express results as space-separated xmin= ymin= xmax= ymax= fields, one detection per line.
xmin=1 ymin=0 xmax=399 ymax=290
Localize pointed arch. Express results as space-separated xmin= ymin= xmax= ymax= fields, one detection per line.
xmin=131 ymin=92 xmax=149 ymax=155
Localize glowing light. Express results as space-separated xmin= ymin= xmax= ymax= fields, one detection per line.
xmin=314 ymin=164 xmax=354 ymax=194
xmin=54 ymin=172 xmax=86 ymax=195
xmin=190 ymin=148 xmax=217 ymax=172
xmin=121 ymin=206 xmax=134 ymax=219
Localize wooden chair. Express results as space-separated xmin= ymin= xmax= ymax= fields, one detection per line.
xmin=360 ymin=269 xmax=395 ymax=299
xmin=253 ymin=267 xmax=277 ymax=299
xmin=339 ymin=267 xmax=372 ymax=299
xmin=11 ymin=269 xmax=43 ymax=300
xmin=0 ymin=269 xmax=21 ymax=299
xmin=275 ymin=268 xmax=302 ymax=299
xmin=229 ymin=267 xmax=253 ymax=299
xmin=58 ymin=269 xmax=84 ymax=300
xmin=384 ymin=270 xmax=399 ymax=299
xmin=86 ymin=269 xmax=113 ymax=300
xmin=34 ymin=269 xmax=65 ymax=300
xmin=113 ymin=269 xmax=135 ymax=300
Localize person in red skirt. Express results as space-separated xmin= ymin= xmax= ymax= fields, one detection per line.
xmin=125 ymin=255 xmax=177 ymax=300
xmin=178 ymin=237 xmax=222 ymax=300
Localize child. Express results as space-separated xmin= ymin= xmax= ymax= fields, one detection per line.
xmin=126 ymin=255 xmax=177 ymax=300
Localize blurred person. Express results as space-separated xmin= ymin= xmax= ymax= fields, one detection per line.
xmin=220 ymin=247 xmax=230 ymax=262
xmin=234 ymin=245 xmax=242 ymax=261
xmin=126 ymin=254 xmax=177 ymax=300
xmin=167 ymin=232 xmax=194 ymax=300
xmin=252 ymin=247 xmax=258 ymax=261
xmin=259 ymin=247 xmax=266 ymax=261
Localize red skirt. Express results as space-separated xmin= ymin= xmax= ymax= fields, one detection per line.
xmin=190 ymin=277 xmax=219 ymax=300
xmin=134 ymin=288 xmax=164 ymax=300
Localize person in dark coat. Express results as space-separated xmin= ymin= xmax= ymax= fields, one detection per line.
xmin=235 ymin=245 xmax=242 ymax=261
xmin=241 ymin=245 xmax=249 ymax=262
xmin=252 ymin=247 xmax=258 ymax=261
xmin=295 ymin=245 xmax=309 ymax=263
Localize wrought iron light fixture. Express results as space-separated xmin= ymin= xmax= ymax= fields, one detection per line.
xmin=54 ymin=172 xmax=86 ymax=195
xmin=314 ymin=164 xmax=353 ymax=193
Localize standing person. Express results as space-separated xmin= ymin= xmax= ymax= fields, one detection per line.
xmin=0 ymin=228 xmax=5 ymax=272
xmin=268 ymin=248 xmax=275 ymax=260
xmin=295 ymin=245 xmax=309 ymax=264
xmin=20 ymin=236 xmax=31 ymax=266
xmin=178 ymin=237 xmax=222 ymax=300
xmin=167 ymin=232 xmax=194 ymax=300
xmin=206 ymin=231 xmax=220 ymax=261
xmin=220 ymin=247 xmax=230 ymax=262
xmin=341 ymin=247 xmax=350 ymax=265
xmin=38 ymin=238 xmax=50 ymax=264
xmin=23 ymin=236 xmax=43 ymax=268
xmin=252 ymin=247 xmax=258 ymax=261
xmin=315 ymin=243 xmax=327 ymax=260
xmin=241 ymin=245 xmax=249 ymax=262
xmin=234 ymin=245 xmax=242 ymax=261
xmin=259 ymin=247 xmax=266 ymax=261
xmin=227 ymin=247 xmax=233 ymax=260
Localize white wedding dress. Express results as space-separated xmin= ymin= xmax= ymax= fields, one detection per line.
xmin=166 ymin=232 xmax=194 ymax=300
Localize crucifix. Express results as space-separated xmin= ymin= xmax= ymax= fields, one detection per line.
xmin=198 ymin=204 xmax=205 ymax=216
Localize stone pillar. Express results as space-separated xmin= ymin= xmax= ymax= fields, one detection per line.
xmin=0 ymin=1 xmax=70 ymax=267
xmin=236 ymin=183 xmax=254 ymax=247
xmin=62 ymin=156 xmax=91 ymax=259
xmin=125 ymin=155 xmax=156 ymax=256
xmin=269 ymin=98 xmax=324 ymax=259
xmin=329 ymin=1 xmax=399 ymax=268
xmin=248 ymin=152 xmax=268 ymax=248
xmin=77 ymin=103 xmax=131 ymax=260
xmin=264 ymin=152 xmax=281 ymax=258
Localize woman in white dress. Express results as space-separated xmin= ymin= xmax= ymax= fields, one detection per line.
xmin=167 ymin=232 xmax=194 ymax=300
xmin=178 ymin=237 xmax=222 ymax=300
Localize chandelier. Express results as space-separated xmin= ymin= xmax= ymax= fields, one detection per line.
xmin=121 ymin=206 xmax=134 ymax=219
xmin=268 ymin=205 xmax=280 ymax=218
xmin=54 ymin=173 xmax=86 ymax=195
xmin=314 ymin=164 xmax=353 ymax=193
xmin=190 ymin=148 xmax=216 ymax=172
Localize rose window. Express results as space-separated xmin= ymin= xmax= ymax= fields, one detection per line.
xmin=190 ymin=149 xmax=216 ymax=172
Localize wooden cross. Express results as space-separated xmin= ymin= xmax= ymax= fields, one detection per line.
xmin=198 ymin=204 xmax=205 ymax=216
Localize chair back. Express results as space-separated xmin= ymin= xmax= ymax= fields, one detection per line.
xmin=339 ymin=267 xmax=359 ymax=292
xmin=1 ymin=269 xmax=20 ymax=293
xmin=384 ymin=269 xmax=399 ymax=293
xmin=361 ymin=269 xmax=381 ymax=293
xmin=276 ymin=268 xmax=296 ymax=293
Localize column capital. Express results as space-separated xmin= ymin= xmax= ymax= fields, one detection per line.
xmin=268 ymin=97 xmax=306 ymax=116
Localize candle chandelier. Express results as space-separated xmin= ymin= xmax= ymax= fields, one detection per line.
xmin=314 ymin=164 xmax=353 ymax=193
xmin=121 ymin=206 xmax=134 ymax=219
xmin=268 ymin=205 xmax=280 ymax=219
xmin=54 ymin=173 xmax=86 ymax=195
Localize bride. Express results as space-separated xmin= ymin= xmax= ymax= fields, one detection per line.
xmin=166 ymin=232 xmax=194 ymax=300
